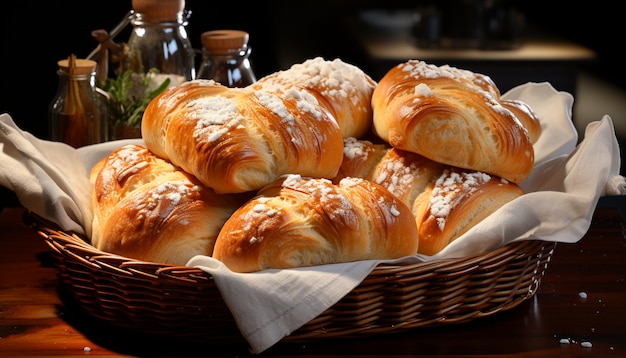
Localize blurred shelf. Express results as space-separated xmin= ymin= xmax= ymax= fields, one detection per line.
xmin=350 ymin=20 xmax=597 ymax=97
xmin=355 ymin=32 xmax=596 ymax=63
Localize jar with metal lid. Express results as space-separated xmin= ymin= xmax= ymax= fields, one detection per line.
xmin=196 ymin=29 xmax=257 ymax=87
xmin=125 ymin=0 xmax=195 ymax=85
xmin=48 ymin=56 xmax=108 ymax=147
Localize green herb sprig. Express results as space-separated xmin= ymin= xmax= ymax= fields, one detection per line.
xmin=100 ymin=69 xmax=170 ymax=127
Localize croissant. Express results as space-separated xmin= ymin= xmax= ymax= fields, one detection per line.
xmin=371 ymin=60 xmax=537 ymax=183
xmin=251 ymin=57 xmax=377 ymax=139
xmin=334 ymin=138 xmax=524 ymax=255
xmin=90 ymin=144 xmax=250 ymax=265
xmin=212 ymin=174 xmax=419 ymax=272
xmin=141 ymin=79 xmax=344 ymax=194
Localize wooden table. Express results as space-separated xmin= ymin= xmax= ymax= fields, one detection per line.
xmin=1 ymin=203 xmax=625 ymax=357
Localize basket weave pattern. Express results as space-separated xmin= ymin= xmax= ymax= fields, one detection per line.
xmin=27 ymin=212 xmax=555 ymax=342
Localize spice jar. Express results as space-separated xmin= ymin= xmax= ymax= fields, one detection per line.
xmin=125 ymin=0 xmax=195 ymax=85
xmin=196 ymin=29 xmax=257 ymax=87
xmin=48 ymin=56 xmax=108 ymax=147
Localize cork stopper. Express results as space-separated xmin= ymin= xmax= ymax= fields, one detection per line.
xmin=57 ymin=58 xmax=97 ymax=75
xmin=201 ymin=30 xmax=249 ymax=54
xmin=132 ymin=0 xmax=184 ymax=22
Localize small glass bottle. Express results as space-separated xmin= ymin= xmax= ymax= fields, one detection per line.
xmin=196 ymin=29 xmax=257 ymax=87
xmin=48 ymin=57 xmax=108 ymax=147
xmin=125 ymin=0 xmax=195 ymax=85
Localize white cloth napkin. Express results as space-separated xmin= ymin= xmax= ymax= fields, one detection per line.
xmin=1 ymin=82 xmax=624 ymax=354
xmin=0 ymin=118 xmax=94 ymax=236
xmin=0 ymin=117 xmax=143 ymax=238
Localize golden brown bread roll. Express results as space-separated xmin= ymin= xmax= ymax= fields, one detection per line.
xmin=371 ymin=60 xmax=536 ymax=183
xmin=212 ymin=174 xmax=419 ymax=272
xmin=141 ymin=79 xmax=344 ymax=194
xmin=334 ymin=138 xmax=524 ymax=255
xmin=91 ymin=144 xmax=250 ymax=265
xmin=413 ymin=169 xmax=524 ymax=255
xmin=334 ymin=138 xmax=446 ymax=206
xmin=333 ymin=137 xmax=390 ymax=181
xmin=251 ymin=57 xmax=377 ymax=139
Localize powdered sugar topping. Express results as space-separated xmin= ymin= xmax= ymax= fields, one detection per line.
xmin=98 ymin=145 xmax=151 ymax=192
xmin=429 ymin=170 xmax=491 ymax=230
xmin=339 ymin=177 xmax=402 ymax=218
xmin=276 ymin=87 xmax=326 ymax=120
xmin=342 ymin=137 xmax=371 ymax=160
xmin=414 ymin=83 xmax=433 ymax=97
xmin=109 ymin=145 xmax=149 ymax=176
xmin=282 ymin=175 xmax=358 ymax=222
xmin=265 ymin=57 xmax=375 ymax=108
xmin=190 ymin=95 xmax=240 ymax=142
xmin=399 ymin=60 xmax=509 ymax=115
xmin=373 ymin=155 xmax=421 ymax=197
xmin=255 ymin=91 xmax=295 ymax=125
xmin=132 ymin=181 xmax=200 ymax=225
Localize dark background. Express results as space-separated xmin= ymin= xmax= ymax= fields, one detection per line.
xmin=0 ymin=0 xmax=623 ymax=141
xmin=0 ymin=0 xmax=624 ymax=209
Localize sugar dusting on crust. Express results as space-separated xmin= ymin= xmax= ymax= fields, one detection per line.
xmin=342 ymin=137 xmax=371 ymax=160
xmin=414 ymin=83 xmax=433 ymax=97
xmin=190 ymin=95 xmax=240 ymax=142
xmin=254 ymin=91 xmax=296 ymax=126
xmin=281 ymin=175 xmax=402 ymax=222
xmin=265 ymin=57 xmax=375 ymax=107
xmin=256 ymin=88 xmax=326 ymax=122
xmin=281 ymin=87 xmax=326 ymax=120
xmin=399 ymin=60 xmax=513 ymax=116
xmin=282 ymin=175 xmax=352 ymax=221
xmin=243 ymin=197 xmax=279 ymax=243
xmin=186 ymin=84 xmax=328 ymax=144
xmin=372 ymin=155 xmax=420 ymax=197
xmin=430 ymin=170 xmax=491 ymax=231
xmin=107 ymin=145 xmax=149 ymax=177
xmin=131 ymin=181 xmax=200 ymax=225
xmin=98 ymin=144 xmax=152 ymax=195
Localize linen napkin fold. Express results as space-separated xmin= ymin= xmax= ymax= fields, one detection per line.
xmin=0 ymin=82 xmax=624 ymax=354
xmin=0 ymin=113 xmax=143 ymax=238
xmin=0 ymin=115 xmax=93 ymax=236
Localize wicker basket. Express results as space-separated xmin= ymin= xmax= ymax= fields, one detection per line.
xmin=25 ymin=211 xmax=556 ymax=343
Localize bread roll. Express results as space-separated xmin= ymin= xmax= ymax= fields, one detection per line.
xmin=91 ymin=144 xmax=250 ymax=265
xmin=371 ymin=60 xmax=536 ymax=183
xmin=141 ymin=79 xmax=344 ymax=194
xmin=333 ymin=137 xmax=390 ymax=181
xmin=413 ymin=169 xmax=524 ymax=255
xmin=335 ymin=138 xmax=446 ymax=206
xmin=252 ymin=57 xmax=377 ymax=139
xmin=334 ymin=138 xmax=524 ymax=255
xmin=212 ymin=174 xmax=419 ymax=272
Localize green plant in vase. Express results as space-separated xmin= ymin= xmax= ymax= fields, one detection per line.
xmin=100 ymin=68 xmax=170 ymax=140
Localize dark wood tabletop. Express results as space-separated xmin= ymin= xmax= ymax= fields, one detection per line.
xmin=1 ymin=201 xmax=625 ymax=357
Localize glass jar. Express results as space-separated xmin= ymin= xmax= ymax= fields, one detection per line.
xmin=125 ymin=0 xmax=195 ymax=85
xmin=48 ymin=57 xmax=108 ymax=147
xmin=196 ymin=29 xmax=257 ymax=87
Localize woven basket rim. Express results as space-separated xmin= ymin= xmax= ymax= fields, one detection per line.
xmin=25 ymin=210 xmax=557 ymax=342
